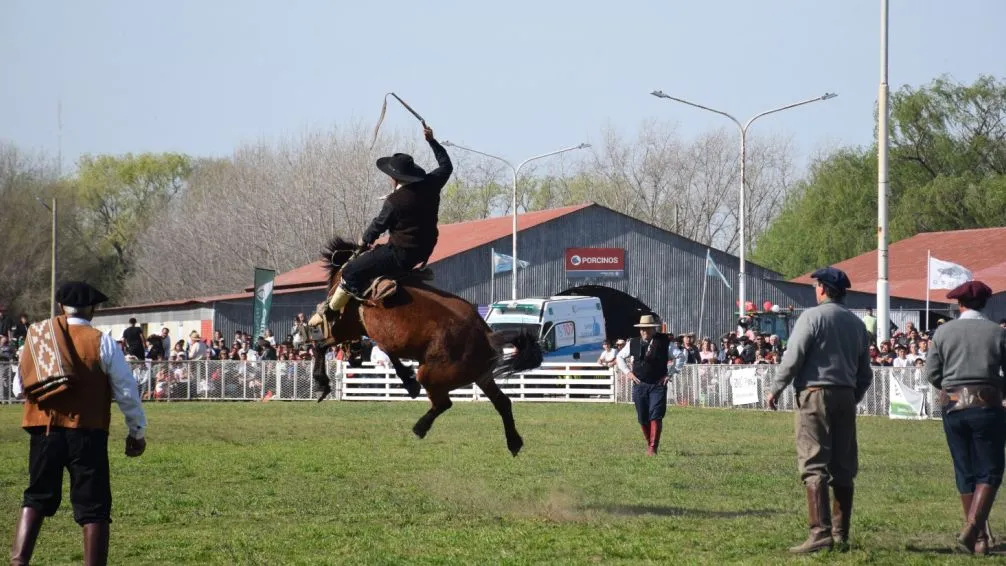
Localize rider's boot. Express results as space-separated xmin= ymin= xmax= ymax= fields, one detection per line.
xmin=309 ymin=286 xmax=354 ymax=328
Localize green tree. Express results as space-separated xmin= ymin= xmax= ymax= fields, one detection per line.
xmin=753 ymin=74 xmax=1006 ymax=277
xmin=0 ymin=143 xmax=119 ymax=316
xmin=73 ymin=152 xmax=193 ymax=282
xmin=751 ymin=149 xmax=877 ymax=278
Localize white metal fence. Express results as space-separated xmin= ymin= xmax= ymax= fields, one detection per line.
xmin=0 ymin=360 xmax=942 ymax=418
xmin=663 ymin=365 xmax=941 ymax=419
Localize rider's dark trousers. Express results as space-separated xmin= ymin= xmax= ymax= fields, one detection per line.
xmin=341 ymin=245 xmax=407 ymax=296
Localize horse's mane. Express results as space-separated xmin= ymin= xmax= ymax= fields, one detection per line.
xmin=320 ymin=236 xmax=359 ymax=283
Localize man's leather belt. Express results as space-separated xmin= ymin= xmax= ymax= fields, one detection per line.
xmin=940 ymin=386 xmax=1003 ymax=413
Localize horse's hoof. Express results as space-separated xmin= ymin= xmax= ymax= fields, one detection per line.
xmin=405 ymin=381 xmax=422 ymax=399
xmin=508 ymin=436 xmax=524 ymax=457
xmin=412 ymin=424 xmax=428 ymax=439
xmin=316 ymin=386 xmax=332 ymax=402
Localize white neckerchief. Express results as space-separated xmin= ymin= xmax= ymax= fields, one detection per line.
xmin=377 ymin=183 xmax=405 ymax=201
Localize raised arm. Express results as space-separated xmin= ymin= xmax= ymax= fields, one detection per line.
xmin=424 ymin=127 xmax=453 ymax=183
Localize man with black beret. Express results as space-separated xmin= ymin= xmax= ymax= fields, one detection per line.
xmin=9 ymin=281 xmax=147 ymax=566
xmin=768 ymin=266 xmax=873 ymax=553
xmin=926 ymin=280 xmax=1006 ymax=555
xmin=310 ymin=125 xmax=453 ymax=328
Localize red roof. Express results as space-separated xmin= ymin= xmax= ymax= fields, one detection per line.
xmin=97 ymin=285 xmax=328 ymax=314
xmin=269 ymin=203 xmax=594 ymax=289
xmin=790 ymin=227 xmax=1006 ymax=302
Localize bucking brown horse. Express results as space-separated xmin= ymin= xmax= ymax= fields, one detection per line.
xmin=310 ymin=237 xmax=543 ymax=456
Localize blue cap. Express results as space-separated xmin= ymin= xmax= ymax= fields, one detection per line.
xmin=810 ymin=267 xmax=851 ymax=291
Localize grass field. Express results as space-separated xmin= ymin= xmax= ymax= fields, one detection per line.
xmin=0 ymin=401 xmax=996 ymax=565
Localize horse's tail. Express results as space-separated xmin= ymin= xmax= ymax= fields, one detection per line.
xmin=489 ymin=330 xmax=544 ymax=377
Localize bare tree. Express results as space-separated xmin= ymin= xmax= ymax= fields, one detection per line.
xmin=124 ymin=123 xmax=423 ymax=302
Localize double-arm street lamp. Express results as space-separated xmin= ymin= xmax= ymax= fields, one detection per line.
xmin=649 ymin=90 xmax=837 ymax=318
xmin=441 ymin=141 xmax=591 ymax=301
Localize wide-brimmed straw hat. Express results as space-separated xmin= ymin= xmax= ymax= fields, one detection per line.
xmin=634 ymin=314 xmax=661 ymax=328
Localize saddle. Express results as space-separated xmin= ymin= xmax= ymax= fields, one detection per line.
xmin=357 ymin=267 xmax=435 ymax=304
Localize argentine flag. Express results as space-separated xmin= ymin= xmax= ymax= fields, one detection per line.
xmin=492 ymin=249 xmax=529 ymax=274
xmin=706 ymin=249 xmax=732 ymax=290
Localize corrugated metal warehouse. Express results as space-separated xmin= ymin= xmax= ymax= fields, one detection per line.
xmin=93 ymin=203 xmax=943 ymax=343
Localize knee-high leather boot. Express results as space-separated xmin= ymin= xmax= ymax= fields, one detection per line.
xmin=649 ymin=420 xmax=663 ymax=456
xmin=10 ymin=507 xmax=44 ymax=566
xmin=959 ymin=483 xmax=998 ymax=554
xmin=831 ymin=485 xmax=854 ymax=552
xmin=82 ymin=522 xmax=109 ymax=566
xmin=790 ymin=484 xmax=833 ymax=553
xmin=640 ymin=421 xmax=651 ymax=454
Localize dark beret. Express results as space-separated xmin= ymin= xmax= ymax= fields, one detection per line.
xmin=946 ymin=280 xmax=992 ymax=302
xmin=810 ymin=266 xmax=852 ymax=291
xmin=56 ymin=281 xmax=109 ymax=308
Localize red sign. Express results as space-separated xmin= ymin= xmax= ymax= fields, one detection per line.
xmin=564 ymin=248 xmax=625 ymax=278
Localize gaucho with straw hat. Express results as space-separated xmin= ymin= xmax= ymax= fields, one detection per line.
xmin=615 ymin=313 xmax=671 ymax=456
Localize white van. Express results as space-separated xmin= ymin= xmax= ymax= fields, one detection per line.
xmin=484 ymin=296 xmax=606 ymax=363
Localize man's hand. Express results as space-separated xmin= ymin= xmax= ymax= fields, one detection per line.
xmin=659 ymin=376 xmax=669 ymax=386
xmin=125 ymin=435 xmax=146 ymax=457
xmin=626 ymin=371 xmax=640 ymax=384
xmin=423 ymin=126 xmax=435 ymax=142
xmin=767 ymin=393 xmax=779 ymax=411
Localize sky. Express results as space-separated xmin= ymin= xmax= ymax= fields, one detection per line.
xmin=2 ymin=0 xmax=1004 ymax=174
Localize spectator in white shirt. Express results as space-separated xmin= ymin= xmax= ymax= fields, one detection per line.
xmin=370 ymin=344 xmax=392 ymax=368
xmin=187 ymin=331 xmax=208 ymax=360
xmin=892 ymin=345 xmax=911 ymax=368
xmin=596 ymin=341 xmax=617 ymax=368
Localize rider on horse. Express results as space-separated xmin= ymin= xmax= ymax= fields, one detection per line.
xmin=310 ymin=126 xmax=453 ymax=328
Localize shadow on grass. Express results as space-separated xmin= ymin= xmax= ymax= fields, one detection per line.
xmin=584 ymin=504 xmax=778 ymax=519
xmin=904 ymin=539 xmax=1006 ymax=556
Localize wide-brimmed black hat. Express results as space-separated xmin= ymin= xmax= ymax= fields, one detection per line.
xmin=376 ymin=153 xmax=426 ymax=184
xmin=56 ymin=281 xmax=109 ymax=308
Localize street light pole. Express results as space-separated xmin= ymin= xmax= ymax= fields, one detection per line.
xmin=650 ymin=90 xmax=837 ymax=319
xmin=51 ymin=198 xmax=57 ymax=316
xmin=877 ymin=0 xmax=891 ymax=344
xmin=442 ymin=141 xmax=591 ymax=300
xmin=34 ymin=196 xmax=58 ymax=316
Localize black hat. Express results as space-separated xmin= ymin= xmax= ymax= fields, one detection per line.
xmin=810 ymin=266 xmax=852 ymax=291
xmin=56 ymin=281 xmax=109 ymax=308
xmin=376 ymin=153 xmax=426 ymax=184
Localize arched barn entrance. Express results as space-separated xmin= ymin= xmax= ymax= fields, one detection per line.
xmin=557 ymin=285 xmax=653 ymax=343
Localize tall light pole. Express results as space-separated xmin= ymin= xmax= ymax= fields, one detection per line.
xmin=877 ymin=0 xmax=891 ymax=343
xmin=650 ymin=89 xmax=837 ymax=319
xmin=34 ymin=196 xmax=58 ymax=316
xmin=442 ymin=141 xmax=591 ymax=300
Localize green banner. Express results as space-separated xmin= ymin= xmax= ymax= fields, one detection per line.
xmin=252 ymin=268 xmax=276 ymax=341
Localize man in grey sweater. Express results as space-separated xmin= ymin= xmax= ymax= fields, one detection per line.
xmin=926 ymin=280 xmax=1006 ymax=555
xmin=768 ymin=266 xmax=873 ymax=553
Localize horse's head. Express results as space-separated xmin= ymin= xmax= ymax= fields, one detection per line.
xmin=320 ymin=237 xmax=363 ymax=292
